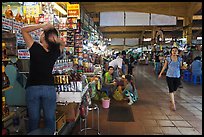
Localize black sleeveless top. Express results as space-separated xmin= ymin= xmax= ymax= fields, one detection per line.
xmin=26 ymin=42 xmax=60 ymax=88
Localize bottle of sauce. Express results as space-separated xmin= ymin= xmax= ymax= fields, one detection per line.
xmin=2 ymin=96 xmax=9 ymax=117
xmin=2 ymin=64 xmax=10 ymax=89
xmin=5 ymin=5 xmax=13 ymax=19
xmin=2 ymin=41 xmax=7 ymax=60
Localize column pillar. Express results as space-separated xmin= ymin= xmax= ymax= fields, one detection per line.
xmin=151 ymin=27 xmax=156 ymax=46
xmin=183 ymin=16 xmax=193 ymax=46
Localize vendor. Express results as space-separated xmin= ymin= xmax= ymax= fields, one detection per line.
xmin=123 ymin=75 xmax=138 ymax=105
xmin=101 ymin=66 xmax=117 ymax=97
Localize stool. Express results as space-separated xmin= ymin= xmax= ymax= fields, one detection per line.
xmin=183 ymin=70 xmax=191 ymax=82
xmin=191 ymin=74 xmax=202 ymax=85
xmin=79 ymin=104 xmax=100 ymax=135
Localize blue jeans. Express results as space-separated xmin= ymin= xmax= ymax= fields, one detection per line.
xmin=122 ymin=64 xmax=126 ymax=75
xmin=155 ymin=62 xmax=161 ymax=76
xmin=26 ymin=85 xmax=56 ymax=133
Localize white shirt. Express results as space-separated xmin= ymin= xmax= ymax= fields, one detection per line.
xmin=109 ymin=56 xmax=123 ymax=69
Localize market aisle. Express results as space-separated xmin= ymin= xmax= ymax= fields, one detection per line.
xmin=71 ymin=64 xmax=202 ymax=135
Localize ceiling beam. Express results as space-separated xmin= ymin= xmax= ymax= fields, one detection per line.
xmin=99 ymin=26 xmax=202 ymax=33
xmin=187 ymin=2 xmax=202 ymax=17
xmin=80 ymin=2 xmax=200 ymax=17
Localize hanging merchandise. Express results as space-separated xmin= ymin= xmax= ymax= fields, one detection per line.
xmin=5 ymin=5 xmax=14 ymax=19
xmin=15 ymin=7 xmax=23 ymax=22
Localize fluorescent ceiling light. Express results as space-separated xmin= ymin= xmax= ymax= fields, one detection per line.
xmin=197 ymin=37 xmax=202 ymax=40
xmin=52 ymin=2 xmax=67 ymax=15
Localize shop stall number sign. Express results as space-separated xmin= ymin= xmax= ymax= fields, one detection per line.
xmin=18 ymin=49 xmax=30 ymax=59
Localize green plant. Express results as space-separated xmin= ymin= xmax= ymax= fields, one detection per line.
xmin=102 ymin=96 xmax=110 ymax=100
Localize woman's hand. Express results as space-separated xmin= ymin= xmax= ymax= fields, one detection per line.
xmin=42 ymin=23 xmax=54 ymax=31
xmin=158 ymin=73 xmax=162 ymax=79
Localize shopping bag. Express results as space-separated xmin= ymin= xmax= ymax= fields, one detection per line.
xmin=113 ymin=88 xmax=124 ymax=101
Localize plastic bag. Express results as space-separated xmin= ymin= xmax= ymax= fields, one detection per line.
xmin=113 ymin=88 xmax=124 ymax=101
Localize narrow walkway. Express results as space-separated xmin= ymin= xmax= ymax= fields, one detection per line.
xmin=72 ymin=64 xmax=202 ymax=135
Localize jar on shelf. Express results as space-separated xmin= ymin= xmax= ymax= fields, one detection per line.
xmin=78 ymin=56 xmax=83 ymax=66
xmin=73 ymin=55 xmax=78 ymax=65
xmin=83 ymin=59 xmax=88 ymax=68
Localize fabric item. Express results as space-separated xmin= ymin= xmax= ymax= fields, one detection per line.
xmin=166 ymin=56 xmax=182 ymax=78
xmin=166 ymin=76 xmax=180 ymax=93
xmin=26 ymin=42 xmax=60 ymax=88
xmin=191 ymin=60 xmax=202 ymax=76
xmin=107 ymin=106 xmax=134 ymax=122
xmin=26 ymin=85 xmax=56 ymax=133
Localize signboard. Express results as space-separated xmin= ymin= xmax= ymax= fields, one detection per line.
xmin=67 ymin=4 xmax=80 ymax=19
xmin=18 ymin=49 xmax=30 ymax=59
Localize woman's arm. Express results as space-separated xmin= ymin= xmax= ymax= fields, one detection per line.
xmin=158 ymin=60 xmax=168 ymax=78
xmin=21 ymin=23 xmax=53 ymax=49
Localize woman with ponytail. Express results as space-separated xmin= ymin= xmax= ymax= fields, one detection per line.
xmin=123 ymin=75 xmax=138 ymax=105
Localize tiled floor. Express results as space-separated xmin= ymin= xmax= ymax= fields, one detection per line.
xmin=71 ymin=64 xmax=202 ymax=135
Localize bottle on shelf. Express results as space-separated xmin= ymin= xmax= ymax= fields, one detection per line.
xmin=2 ymin=64 xmax=10 ymax=89
xmin=2 ymin=41 xmax=7 ymax=60
xmin=2 ymin=96 xmax=9 ymax=117
xmin=5 ymin=5 xmax=14 ymax=19
xmin=12 ymin=107 xmax=20 ymax=133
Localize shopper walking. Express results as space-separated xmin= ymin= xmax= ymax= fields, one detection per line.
xmin=158 ymin=46 xmax=184 ymax=111
xmin=128 ymin=54 xmax=135 ymax=75
xmin=154 ymin=51 xmax=161 ymax=76
xmin=21 ymin=23 xmax=65 ymax=134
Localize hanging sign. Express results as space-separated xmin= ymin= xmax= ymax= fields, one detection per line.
xmin=67 ymin=4 xmax=80 ymax=19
